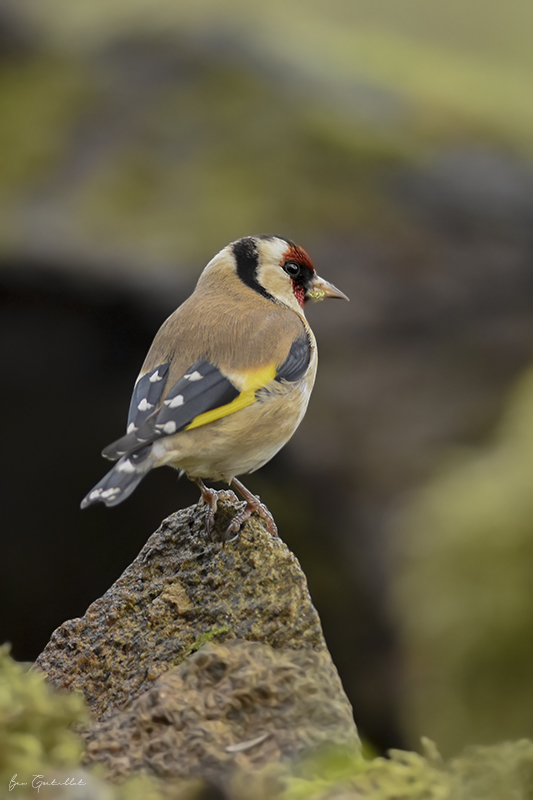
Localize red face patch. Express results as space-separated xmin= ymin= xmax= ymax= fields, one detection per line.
xmin=281 ymin=243 xmax=314 ymax=307
xmin=282 ymin=244 xmax=315 ymax=272
xmin=293 ymin=283 xmax=305 ymax=307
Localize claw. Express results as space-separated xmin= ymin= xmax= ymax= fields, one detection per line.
xmin=194 ymin=477 xmax=278 ymax=540
xmin=195 ymin=478 xmax=219 ymax=535
xmin=194 ymin=478 xmax=242 ymax=539
xmin=230 ymin=477 xmax=279 ymax=538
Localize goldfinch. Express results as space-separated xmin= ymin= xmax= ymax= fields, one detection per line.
xmin=81 ymin=235 xmax=348 ymax=537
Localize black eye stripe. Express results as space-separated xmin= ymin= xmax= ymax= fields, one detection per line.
xmin=233 ymin=237 xmax=275 ymax=302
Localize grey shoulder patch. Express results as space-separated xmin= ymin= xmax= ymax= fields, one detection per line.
xmin=275 ymin=334 xmax=312 ymax=383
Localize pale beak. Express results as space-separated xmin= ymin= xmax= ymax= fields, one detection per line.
xmin=307 ymin=274 xmax=349 ymax=303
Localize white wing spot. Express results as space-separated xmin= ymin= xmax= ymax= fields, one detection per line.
xmin=127 ymin=422 xmax=136 ymax=434
xmin=117 ymin=459 xmax=136 ymax=473
xmin=164 ymin=394 xmax=184 ymax=408
xmin=137 ymin=398 xmax=154 ymax=412
xmin=184 ymin=370 xmax=203 ymax=381
xmin=149 ymin=370 xmax=163 ymax=382
xmin=89 ymin=489 xmax=103 ymax=500
xmin=163 ymin=421 xmax=177 ymax=434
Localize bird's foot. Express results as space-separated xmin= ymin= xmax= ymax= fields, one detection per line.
xmin=194 ymin=477 xmax=278 ymax=541
xmin=195 ymin=478 xmax=239 ymax=538
xmin=228 ymin=477 xmax=279 ymax=539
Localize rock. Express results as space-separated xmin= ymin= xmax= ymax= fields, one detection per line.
xmin=82 ymin=640 xmax=359 ymax=783
xmin=35 ymin=497 xmax=337 ymax=722
xmin=35 ymin=497 xmax=359 ymax=786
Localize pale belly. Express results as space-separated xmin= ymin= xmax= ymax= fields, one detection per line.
xmin=151 ymin=377 xmax=313 ymax=482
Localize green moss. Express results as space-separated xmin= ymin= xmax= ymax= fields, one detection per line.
xmin=180 ymin=625 xmax=232 ymax=660
xmin=249 ymin=738 xmax=533 ymax=799
xmin=0 ymin=644 xmax=87 ymax=787
xmin=112 ymin=773 xmax=205 ymax=800
xmin=3 ymin=643 xmax=533 ymax=798
xmin=394 ymin=369 xmax=533 ymax=754
xmin=277 ymin=741 xmax=446 ymax=800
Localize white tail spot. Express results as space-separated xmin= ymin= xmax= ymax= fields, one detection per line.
xmin=101 ymin=488 xmax=120 ymax=498
xmin=117 ymin=459 xmax=136 ymax=473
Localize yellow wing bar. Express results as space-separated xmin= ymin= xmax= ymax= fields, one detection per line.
xmin=185 ymin=364 xmax=277 ymax=431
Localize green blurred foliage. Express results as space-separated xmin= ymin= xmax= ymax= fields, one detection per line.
xmin=77 ymin=58 xmax=401 ymax=265
xmin=0 ymin=57 xmax=89 ymax=196
xmin=0 ymin=54 xmax=93 ymax=250
xmin=3 ymin=0 xmax=533 ymax=264
xmin=0 ymin=29 xmax=407 ymax=266
xmin=0 ymin=645 xmax=209 ymax=798
xmin=394 ymin=369 xmax=533 ymax=755
xmin=3 ymin=620 xmax=533 ymax=798
xmin=0 ymin=644 xmax=86 ymax=792
xmin=25 ymin=0 xmax=533 ymax=154
xmin=277 ymin=742 xmax=445 ymax=799
xmin=243 ymin=738 xmax=533 ymax=800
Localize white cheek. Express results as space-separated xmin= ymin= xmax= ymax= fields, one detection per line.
xmin=257 ymin=264 xmax=300 ymax=310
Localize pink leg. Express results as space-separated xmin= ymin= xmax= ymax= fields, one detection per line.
xmin=194 ymin=478 xmax=238 ymax=535
xmin=228 ymin=477 xmax=279 ymax=538
xmin=195 ymin=478 xmax=218 ymax=532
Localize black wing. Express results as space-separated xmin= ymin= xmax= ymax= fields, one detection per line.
xmin=275 ymin=333 xmax=311 ymax=383
xmin=103 ymin=359 xmax=239 ymax=460
xmin=127 ymin=362 xmax=170 ymax=432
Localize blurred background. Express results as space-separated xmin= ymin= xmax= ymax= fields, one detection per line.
xmin=2 ymin=0 xmax=533 ymax=758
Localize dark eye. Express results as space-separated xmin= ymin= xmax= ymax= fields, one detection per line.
xmin=283 ymin=261 xmax=301 ymax=278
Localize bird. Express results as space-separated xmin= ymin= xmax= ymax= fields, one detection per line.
xmin=81 ymin=235 xmax=348 ymax=538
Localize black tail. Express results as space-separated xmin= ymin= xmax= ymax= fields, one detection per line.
xmin=81 ymin=451 xmax=152 ymax=508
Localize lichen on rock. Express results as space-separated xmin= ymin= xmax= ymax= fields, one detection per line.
xmin=35 ymin=497 xmax=332 ymax=721
xmin=34 ymin=496 xmax=359 ymax=787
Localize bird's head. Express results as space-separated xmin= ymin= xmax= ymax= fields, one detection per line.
xmin=198 ymin=235 xmax=349 ymax=313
